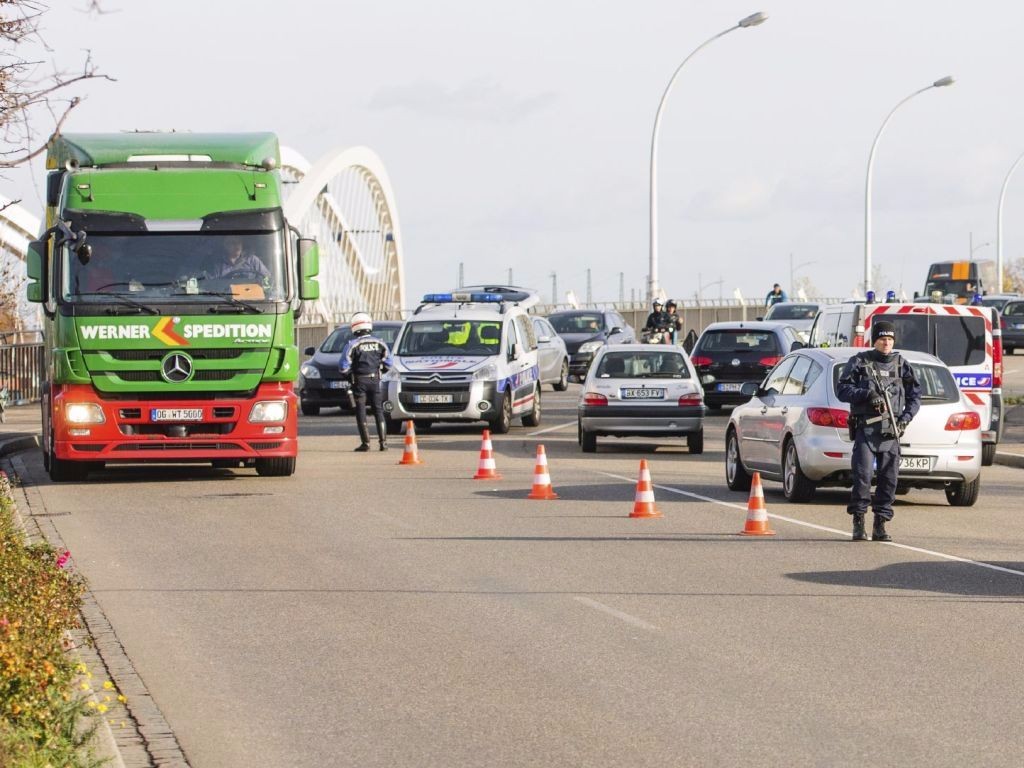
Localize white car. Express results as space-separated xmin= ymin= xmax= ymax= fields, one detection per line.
xmin=725 ymin=348 xmax=982 ymax=506
xmin=577 ymin=344 xmax=705 ymax=453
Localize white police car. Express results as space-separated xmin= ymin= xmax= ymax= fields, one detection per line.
xmin=381 ymin=289 xmax=543 ymax=433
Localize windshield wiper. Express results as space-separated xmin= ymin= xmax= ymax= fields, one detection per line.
xmin=187 ymin=290 xmax=264 ymax=314
xmin=73 ymin=291 xmax=159 ymax=315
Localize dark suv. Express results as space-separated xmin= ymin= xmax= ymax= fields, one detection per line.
xmin=1000 ymin=300 xmax=1024 ymax=354
xmin=691 ymin=321 xmax=803 ymax=410
xmin=297 ymin=321 xmax=403 ymax=415
xmin=546 ymin=309 xmax=636 ymax=379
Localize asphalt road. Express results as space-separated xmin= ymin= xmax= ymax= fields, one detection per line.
xmin=9 ymin=389 xmax=1024 ymax=768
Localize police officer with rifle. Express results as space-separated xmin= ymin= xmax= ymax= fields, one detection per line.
xmin=340 ymin=312 xmax=394 ymax=452
xmin=836 ymin=320 xmax=922 ymax=541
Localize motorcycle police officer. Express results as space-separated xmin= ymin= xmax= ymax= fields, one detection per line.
xmin=836 ymin=320 xmax=922 ymax=541
xmin=643 ymin=299 xmax=669 ymax=341
xmin=340 ymin=312 xmax=394 ymax=452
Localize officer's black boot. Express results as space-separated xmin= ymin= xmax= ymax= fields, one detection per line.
xmin=872 ymin=516 xmax=892 ymax=542
xmin=378 ymin=441 xmax=388 ymax=452
xmin=851 ymin=513 xmax=867 ymax=541
xmin=354 ymin=443 xmax=370 ymax=452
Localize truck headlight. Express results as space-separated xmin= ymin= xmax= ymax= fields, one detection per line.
xmin=65 ymin=402 xmax=105 ymax=424
xmin=473 ymin=363 xmax=498 ymax=381
xmin=578 ymin=341 xmax=603 ymax=355
xmin=249 ymin=400 xmax=288 ymax=422
xmin=299 ymin=363 xmax=320 ymax=379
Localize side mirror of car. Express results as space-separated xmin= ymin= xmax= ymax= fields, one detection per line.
xmin=741 ymin=381 xmax=760 ymax=397
xmin=755 ymin=316 xmax=764 ymax=322
xmin=609 ymin=326 xmax=622 ymax=335
xmin=304 ymin=346 xmax=315 ymax=356
xmin=508 ymin=342 xmax=519 ymax=361
xmin=790 ymin=341 xmax=805 ymax=351
xmin=537 ymin=335 xmax=551 ymax=344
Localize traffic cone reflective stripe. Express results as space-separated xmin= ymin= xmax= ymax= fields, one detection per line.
xmin=473 ymin=429 xmax=502 ymax=479
xmin=398 ymin=420 xmax=423 ymax=465
xmin=526 ymin=445 xmax=558 ymax=499
xmin=740 ymin=471 xmax=775 ymax=535
xmin=629 ymin=459 xmax=662 ymax=518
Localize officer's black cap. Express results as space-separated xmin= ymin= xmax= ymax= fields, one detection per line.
xmin=872 ymin=320 xmax=896 ymax=342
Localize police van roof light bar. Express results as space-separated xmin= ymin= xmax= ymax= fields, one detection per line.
xmin=421 ymin=292 xmax=504 ymax=304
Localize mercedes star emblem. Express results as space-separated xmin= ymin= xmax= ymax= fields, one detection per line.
xmin=161 ymin=352 xmax=194 ymax=383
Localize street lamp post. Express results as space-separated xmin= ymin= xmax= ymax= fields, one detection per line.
xmin=969 ymin=231 xmax=990 ymax=261
xmin=864 ymin=76 xmax=954 ymax=294
xmin=648 ymin=11 xmax=767 ymax=302
xmin=789 ymin=253 xmax=816 ymax=297
xmin=695 ymin=273 xmax=725 ymax=302
xmin=997 ymin=149 xmax=1024 ymax=292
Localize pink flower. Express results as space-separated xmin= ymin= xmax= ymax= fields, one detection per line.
xmin=56 ymin=550 xmax=71 ymax=569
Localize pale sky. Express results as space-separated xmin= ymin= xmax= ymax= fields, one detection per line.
xmin=8 ymin=0 xmax=1024 ymax=306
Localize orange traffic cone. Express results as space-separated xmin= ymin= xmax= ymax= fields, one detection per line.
xmin=398 ymin=420 xmax=423 ymax=465
xmin=740 ymin=472 xmax=775 ymax=535
xmin=629 ymin=459 xmax=663 ymax=518
xmin=473 ymin=429 xmax=502 ymax=479
xmin=526 ymin=445 xmax=558 ymax=499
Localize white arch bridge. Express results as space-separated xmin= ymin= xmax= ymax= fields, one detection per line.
xmin=0 ymin=143 xmax=407 ymax=329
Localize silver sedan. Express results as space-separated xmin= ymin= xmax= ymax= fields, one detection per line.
xmin=725 ymin=348 xmax=983 ymax=505
xmin=577 ymin=344 xmax=705 ymax=453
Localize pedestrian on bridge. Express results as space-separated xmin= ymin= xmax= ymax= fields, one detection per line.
xmin=765 ymin=283 xmax=788 ymax=307
xmin=340 ymin=312 xmax=394 ymax=452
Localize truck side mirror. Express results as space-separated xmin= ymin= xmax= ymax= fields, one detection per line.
xmin=297 ymin=238 xmax=320 ymax=300
xmin=26 ymin=239 xmax=46 ymax=304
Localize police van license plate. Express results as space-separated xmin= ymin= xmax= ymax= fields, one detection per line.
xmin=717 ymin=383 xmax=743 ymax=392
xmin=899 ymin=456 xmax=932 ymax=471
xmin=151 ymin=408 xmax=203 ymax=422
xmin=621 ymin=388 xmax=664 ymax=399
xmin=414 ymin=394 xmax=453 ymax=404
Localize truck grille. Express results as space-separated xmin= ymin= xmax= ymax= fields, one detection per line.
xmin=114 ymin=370 xmax=257 ymax=382
xmin=105 ymin=349 xmax=246 ymax=361
xmin=402 ymin=371 xmax=473 ymax=384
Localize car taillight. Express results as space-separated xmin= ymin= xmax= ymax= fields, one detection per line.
xmin=759 ymin=356 xmax=782 ymax=367
xmin=806 ymin=407 xmax=849 ymax=428
xmin=678 ymin=394 xmax=703 ymax=406
xmin=583 ymin=392 xmax=608 ymax=406
xmin=993 ymin=335 xmax=1003 ymax=388
xmin=1000 ymin=316 xmax=1007 ymax=330
xmin=945 ymin=412 xmax=981 ymax=430
xmin=691 ymin=355 xmax=712 ymax=367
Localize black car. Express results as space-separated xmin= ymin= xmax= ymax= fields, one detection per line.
xmin=297 ymin=321 xmax=403 ymax=415
xmin=546 ymin=309 xmax=636 ymax=379
xmin=691 ymin=321 xmax=804 ymax=410
xmin=1000 ymin=300 xmax=1024 ymax=354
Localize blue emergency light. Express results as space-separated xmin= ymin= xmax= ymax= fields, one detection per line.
xmin=865 ymin=290 xmax=876 ymax=304
xmin=421 ymin=292 xmax=504 ymax=304
xmin=885 ymin=290 xmax=897 ymax=302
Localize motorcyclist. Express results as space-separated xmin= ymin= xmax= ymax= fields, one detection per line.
xmin=643 ymin=299 xmax=669 ymax=342
xmin=664 ymin=299 xmax=683 ymax=344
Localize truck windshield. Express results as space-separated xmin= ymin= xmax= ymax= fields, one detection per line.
xmin=882 ymin=315 xmax=987 ymax=367
xmin=397 ymin=320 xmax=503 ymax=356
xmin=61 ymin=230 xmax=287 ymax=303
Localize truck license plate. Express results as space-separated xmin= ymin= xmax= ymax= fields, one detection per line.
xmin=898 ymin=456 xmax=932 ymax=471
xmin=413 ymin=394 xmax=453 ymax=404
xmin=151 ymin=408 xmax=204 ymax=422
xmin=621 ymin=388 xmax=664 ymax=399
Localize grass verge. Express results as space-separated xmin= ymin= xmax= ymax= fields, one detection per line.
xmin=0 ymin=471 xmax=107 ymax=767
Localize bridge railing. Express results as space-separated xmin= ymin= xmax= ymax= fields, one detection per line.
xmin=0 ymin=343 xmax=45 ymax=404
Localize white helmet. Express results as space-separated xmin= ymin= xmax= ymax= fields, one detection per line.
xmin=350 ymin=312 xmax=373 ymax=334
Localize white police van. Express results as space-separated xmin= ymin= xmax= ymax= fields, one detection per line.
xmin=381 ymin=287 xmax=542 ymax=434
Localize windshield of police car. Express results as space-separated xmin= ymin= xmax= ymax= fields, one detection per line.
xmin=397 ymin=320 xmax=503 ymax=356
xmin=62 ymin=230 xmax=287 ymax=303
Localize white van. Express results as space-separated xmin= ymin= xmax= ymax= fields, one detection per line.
xmin=381 ymin=288 xmax=542 ymax=434
xmin=863 ymin=303 xmax=1004 ymax=466
xmin=807 ymin=300 xmax=873 ymax=348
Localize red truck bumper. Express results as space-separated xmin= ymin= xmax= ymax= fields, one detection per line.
xmin=51 ymin=382 xmax=297 ymax=462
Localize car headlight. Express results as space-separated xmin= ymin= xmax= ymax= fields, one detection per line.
xmin=578 ymin=341 xmax=603 ymax=355
xmin=249 ymin=400 xmax=288 ymax=422
xmin=299 ymin=363 xmax=321 ymax=379
xmin=65 ymin=402 xmax=105 ymax=424
xmin=473 ymin=363 xmax=499 ymax=380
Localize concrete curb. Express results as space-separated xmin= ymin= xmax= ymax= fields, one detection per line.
xmin=994 ymin=450 xmax=1024 ymax=470
xmin=0 ymin=434 xmax=39 ymax=457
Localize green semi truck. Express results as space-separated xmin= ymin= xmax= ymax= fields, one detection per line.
xmin=26 ymin=132 xmax=320 ymax=481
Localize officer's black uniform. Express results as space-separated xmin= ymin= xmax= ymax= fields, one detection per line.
xmin=340 ymin=326 xmax=394 ymax=452
xmin=644 ymin=304 xmax=669 ymax=340
xmin=835 ymin=321 xmax=921 ymax=541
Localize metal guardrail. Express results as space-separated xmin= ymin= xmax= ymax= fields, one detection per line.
xmin=0 ymin=343 xmax=45 ymax=404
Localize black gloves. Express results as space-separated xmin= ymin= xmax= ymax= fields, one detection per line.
xmin=870 ymin=395 xmax=887 ymax=414
xmin=896 ymin=419 xmax=910 ymax=437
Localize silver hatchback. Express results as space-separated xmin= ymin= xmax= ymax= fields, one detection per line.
xmin=577 ymin=344 xmax=705 ymax=453
xmin=725 ymin=348 xmax=982 ymax=506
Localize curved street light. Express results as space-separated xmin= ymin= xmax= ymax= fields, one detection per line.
xmin=996 ymin=149 xmax=1024 ymax=292
xmin=863 ymin=76 xmax=955 ymax=294
xmin=648 ymin=11 xmax=768 ymax=302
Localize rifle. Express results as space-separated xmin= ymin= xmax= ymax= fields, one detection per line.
xmin=862 ymin=362 xmax=901 ymax=439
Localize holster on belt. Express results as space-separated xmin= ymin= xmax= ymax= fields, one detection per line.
xmin=847 ymin=414 xmax=861 ymax=441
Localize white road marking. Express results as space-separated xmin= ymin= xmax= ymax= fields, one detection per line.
xmin=594 ymin=471 xmax=1024 ymax=579
xmin=526 ymin=420 xmax=576 ymax=437
xmin=573 ymin=596 xmax=659 ymax=631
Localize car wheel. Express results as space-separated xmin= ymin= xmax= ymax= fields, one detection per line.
xmin=725 ymin=428 xmax=752 ymax=492
xmin=687 ymin=428 xmax=704 ymax=454
xmin=981 ymin=442 xmax=996 ymax=466
xmin=414 ymin=419 xmax=433 ymax=431
xmin=581 ymin=426 xmax=597 ymax=453
xmin=782 ymin=438 xmax=815 ymax=502
xmin=522 ymin=385 xmax=541 ymax=427
xmin=1005 ymin=346 xmax=1015 ymax=355
xmin=553 ymin=360 xmax=570 ymax=391
xmin=48 ymin=425 xmax=89 ymax=483
xmin=490 ymin=392 xmax=512 ymax=434
xmin=945 ymin=475 xmax=981 ymax=507
xmin=300 ymin=402 xmax=320 ymax=416
xmin=707 ymin=403 xmax=723 ymax=412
